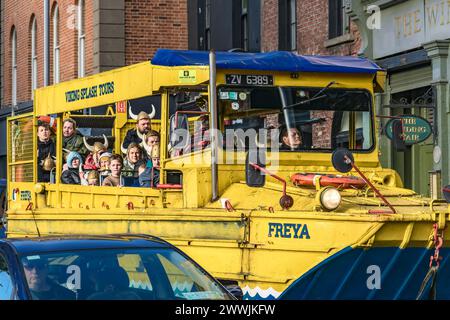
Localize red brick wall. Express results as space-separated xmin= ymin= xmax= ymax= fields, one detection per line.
xmin=2 ymin=0 xmax=94 ymax=105
xmin=124 ymin=0 xmax=188 ymax=65
xmin=262 ymin=0 xmax=361 ymax=56
xmin=261 ymin=0 xmax=278 ymax=52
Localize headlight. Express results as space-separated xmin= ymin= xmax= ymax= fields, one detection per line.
xmin=318 ymin=187 xmax=341 ymax=211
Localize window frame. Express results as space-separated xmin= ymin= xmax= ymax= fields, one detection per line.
xmin=241 ymin=0 xmax=249 ymax=51
xmin=11 ymin=27 xmax=17 ymax=107
xmin=31 ymin=16 xmax=38 ymax=99
xmin=278 ymin=0 xmax=297 ymax=51
xmin=328 ymin=0 xmax=350 ymax=39
xmin=53 ymin=5 xmax=60 ymax=84
xmin=77 ymin=0 xmax=85 ymax=78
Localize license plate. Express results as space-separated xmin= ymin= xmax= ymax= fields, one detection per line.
xmin=226 ymin=74 xmax=273 ymax=86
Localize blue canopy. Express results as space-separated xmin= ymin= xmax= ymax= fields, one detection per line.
xmin=151 ymin=49 xmax=383 ymax=74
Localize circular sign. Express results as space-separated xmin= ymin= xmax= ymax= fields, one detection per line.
xmin=433 ymin=145 xmax=441 ymax=164
xmin=385 ymin=115 xmax=432 ymax=145
xmin=231 ymin=102 xmax=240 ymax=111
xmin=239 ymin=92 xmax=247 ymax=101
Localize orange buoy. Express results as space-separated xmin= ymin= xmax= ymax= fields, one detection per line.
xmin=291 ymin=173 xmax=366 ymax=189
xmin=38 ymin=116 xmax=57 ymax=131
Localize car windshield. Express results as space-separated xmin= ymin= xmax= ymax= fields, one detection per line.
xmin=20 ymin=247 xmax=232 ymax=300
xmin=219 ymin=86 xmax=373 ymax=152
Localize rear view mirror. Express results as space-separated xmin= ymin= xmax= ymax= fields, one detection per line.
xmin=245 ymin=149 xmax=266 ymax=187
xmin=392 ymin=119 xmax=406 ymax=152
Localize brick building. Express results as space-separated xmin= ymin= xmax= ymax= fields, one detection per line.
xmin=0 ymin=0 xmax=358 ymax=177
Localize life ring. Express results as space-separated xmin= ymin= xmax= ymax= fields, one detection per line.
xmin=38 ymin=116 xmax=57 ymax=131
xmin=291 ymin=173 xmax=366 ymax=189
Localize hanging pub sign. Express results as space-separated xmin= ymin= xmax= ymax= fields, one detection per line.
xmin=385 ymin=115 xmax=432 ymax=145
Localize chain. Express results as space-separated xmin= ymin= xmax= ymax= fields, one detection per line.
xmin=429 ymin=223 xmax=444 ymax=268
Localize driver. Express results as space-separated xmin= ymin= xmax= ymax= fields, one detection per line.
xmin=280 ymin=127 xmax=303 ymax=151
xmin=23 ymin=258 xmax=75 ymax=300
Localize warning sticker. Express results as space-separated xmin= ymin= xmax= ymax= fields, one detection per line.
xmin=178 ymin=70 xmax=197 ymax=84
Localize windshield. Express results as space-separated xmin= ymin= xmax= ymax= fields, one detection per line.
xmin=218 ymin=86 xmax=373 ymax=152
xmin=20 ymin=247 xmax=232 ymax=300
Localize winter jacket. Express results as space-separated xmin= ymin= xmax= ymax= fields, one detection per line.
xmin=37 ymin=139 xmax=56 ymax=182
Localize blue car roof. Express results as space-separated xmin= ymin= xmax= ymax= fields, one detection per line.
xmin=1 ymin=234 xmax=171 ymax=255
xmin=151 ymin=49 xmax=383 ymax=74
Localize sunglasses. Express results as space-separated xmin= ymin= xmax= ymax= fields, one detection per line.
xmin=23 ymin=263 xmax=45 ymax=271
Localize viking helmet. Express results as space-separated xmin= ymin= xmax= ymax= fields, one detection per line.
xmin=83 ymin=134 xmax=109 ymax=154
xmin=151 ymin=144 xmax=160 ymax=159
xmin=42 ymin=153 xmax=56 ymax=171
xmin=129 ymin=104 xmax=156 ymax=121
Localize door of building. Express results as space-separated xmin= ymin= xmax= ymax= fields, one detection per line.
xmin=389 ymin=86 xmax=435 ymax=196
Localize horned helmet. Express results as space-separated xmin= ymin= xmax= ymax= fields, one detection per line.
xmin=83 ymin=134 xmax=109 ymax=155
xmin=122 ymin=105 xmax=157 ymax=154
xmin=42 ymin=153 xmax=56 ymax=171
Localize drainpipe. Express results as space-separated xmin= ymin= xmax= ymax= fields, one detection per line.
xmin=43 ymin=0 xmax=50 ymax=86
xmin=209 ymin=50 xmax=219 ymax=201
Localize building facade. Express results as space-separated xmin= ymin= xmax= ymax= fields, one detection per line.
xmin=0 ymin=0 xmax=188 ymax=178
xmin=349 ymin=0 xmax=450 ymax=197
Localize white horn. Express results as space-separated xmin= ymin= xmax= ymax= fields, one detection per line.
xmin=121 ymin=143 xmax=128 ymax=155
xmin=83 ymin=137 xmax=94 ymax=152
xmin=129 ymin=105 xmax=138 ymax=120
xmin=103 ymin=134 xmax=109 ymax=150
xmin=141 ymin=137 xmax=152 ymax=156
xmin=149 ymin=104 xmax=156 ymax=119
xmin=137 ymin=130 xmax=145 ymax=142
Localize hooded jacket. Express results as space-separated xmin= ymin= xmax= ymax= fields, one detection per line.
xmin=61 ymin=152 xmax=84 ymax=185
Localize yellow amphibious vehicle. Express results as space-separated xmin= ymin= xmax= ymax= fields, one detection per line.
xmin=5 ymin=49 xmax=450 ymax=299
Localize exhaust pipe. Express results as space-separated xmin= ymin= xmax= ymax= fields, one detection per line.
xmin=209 ymin=50 xmax=219 ymax=201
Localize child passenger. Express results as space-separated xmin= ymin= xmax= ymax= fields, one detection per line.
xmin=138 ymin=145 xmax=160 ymax=187
xmin=102 ymin=154 xmax=123 ymax=187
xmin=61 ymin=151 xmax=84 ymax=185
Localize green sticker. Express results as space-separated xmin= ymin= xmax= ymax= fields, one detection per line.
xmin=178 ymin=70 xmax=197 ymax=84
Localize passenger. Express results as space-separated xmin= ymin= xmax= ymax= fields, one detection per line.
xmin=141 ymin=130 xmax=160 ymax=159
xmin=138 ymin=144 xmax=160 ymax=187
xmin=98 ymin=152 xmax=112 ymax=172
xmin=83 ymin=135 xmax=109 ymax=170
xmin=22 ymin=257 xmax=75 ymax=300
xmin=86 ymin=170 xmax=99 ymax=186
xmin=102 ymin=154 xmax=123 ymax=187
xmin=121 ymin=108 xmax=156 ymax=158
xmin=280 ymin=127 xmax=303 ymax=151
xmin=37 ymin=122 xmax=56 ymax=183
xmin=62 ymin=118 xmax=88 ymax=161
xmin=61 ymin=151 xmax=84 ymax=185
xmin=122 ymin=143 xmax=144 ymax=178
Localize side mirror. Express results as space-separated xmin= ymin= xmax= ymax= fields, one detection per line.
xmin=392 ymin=119 xmax=406 ymax=152
xmin=331 ymin=148 xmax=354 ymax=173
xmin=245 ymin=149 xmax=266 ymax=187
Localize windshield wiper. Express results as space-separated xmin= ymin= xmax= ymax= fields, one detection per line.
xmin=282 ymin=81 xmax=337 ymax=110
